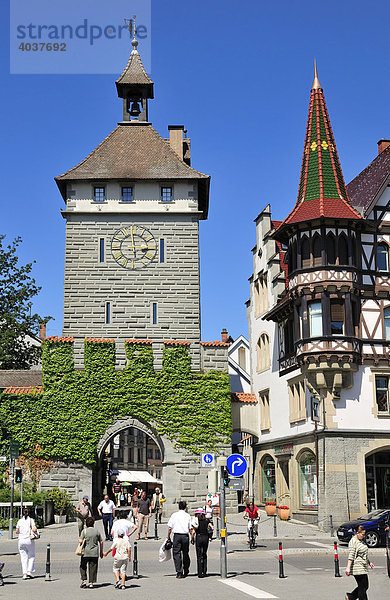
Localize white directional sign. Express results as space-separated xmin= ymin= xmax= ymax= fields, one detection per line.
xmin=226 ymin=454 xmax=247 ymax=477
xmin=201 ymin=453 xmax=216 ymax=468
xmin=0 ymin=457 xmax=7 ymax=462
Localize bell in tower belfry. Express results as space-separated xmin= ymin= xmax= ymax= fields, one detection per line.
xmin=115 ymin=17 xmax=154 ymax=122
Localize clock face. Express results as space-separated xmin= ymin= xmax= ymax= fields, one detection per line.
xmin=111 ymin=225 xmax=157 ymax=269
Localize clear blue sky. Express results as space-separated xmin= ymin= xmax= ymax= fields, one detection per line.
xmin=1 ymin=0 xmax=390 ymax=341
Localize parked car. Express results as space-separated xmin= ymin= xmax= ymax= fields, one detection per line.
xmin=337 ymin=509 xmax=390 ymax=547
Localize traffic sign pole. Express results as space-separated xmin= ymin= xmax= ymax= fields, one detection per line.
xmin=9 ymin=458 xmax=15 ymax=540
xmin=219 ymin=463 xmax=227 ymax=578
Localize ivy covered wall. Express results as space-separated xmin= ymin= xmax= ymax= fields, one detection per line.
xmin=0 ymin=338 xmax=232 ymax=465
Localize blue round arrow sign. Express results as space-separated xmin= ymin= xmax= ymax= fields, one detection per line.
xmin=226 ymin=454 xmax=247 ymax=477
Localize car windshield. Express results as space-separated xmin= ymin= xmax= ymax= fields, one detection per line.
xmin=358 ymin=510 xmax=390 ymax=521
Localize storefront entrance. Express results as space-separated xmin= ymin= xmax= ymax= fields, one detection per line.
xmin=366 ymin=451 xmax=390 ymax=511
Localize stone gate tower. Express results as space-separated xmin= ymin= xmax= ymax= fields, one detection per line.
xmin=55 ymin=35 xmax=210 ymax=369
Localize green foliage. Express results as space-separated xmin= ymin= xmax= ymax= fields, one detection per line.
xmin=0 ymin=235 xmax=51 ymax=369
xmin=0 ymin=516 xmax=9 ymax=530
xmin=0 ymin=342 xmax=232 ymax=465
xmin=46 ymin=488 xmax=74 ymax=515
xmin=84 ymin=339 xmax=116 ymax=374
xmin=0 ymin=483 xmax=47 ymax=505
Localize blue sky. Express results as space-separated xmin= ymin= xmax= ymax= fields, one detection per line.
xmin=1 ymin=0 xmax=390 ymax=341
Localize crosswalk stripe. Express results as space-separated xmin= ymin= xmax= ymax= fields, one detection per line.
xmin=305 ymin=541 xmax=332 ymax=548
xmin=219 ymin=579 xmax=278 ymax=598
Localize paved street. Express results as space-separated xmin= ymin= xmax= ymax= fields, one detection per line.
xmin=1 ymin=512 xmax=389 ymax=599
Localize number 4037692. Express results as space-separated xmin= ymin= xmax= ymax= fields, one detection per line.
xmin=18 ymin=42 xmax=66 ymax=51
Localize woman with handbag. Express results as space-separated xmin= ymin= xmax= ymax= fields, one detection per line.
xmin=16 ymin=507 xmax=38 ymax=579
xmin=78 ymin=516 xmax=103 ymax=589
xmin=192 ymin=508 xmax=212 ymax=578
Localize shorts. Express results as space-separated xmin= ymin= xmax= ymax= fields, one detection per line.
xmin=113 ymin=558 xmax=128 ymax=574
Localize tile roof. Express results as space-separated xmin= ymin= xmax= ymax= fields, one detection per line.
xmin=116 ymin=45 xmax=153 ymax=87
xmin=283 ymin=197 xmax=361 ymax=224
xmin=347 ymin=145 xmax=390 ymax=214
xmin=3 ymin=385 xmax=43 ymax=395
xmin=85 ymin=338 xmax=115 ymax=343
xmin=163 ymin=340 xmax=190 ymax=346
xmin=125 ymin=339 xmax=153 ymax=345
xmin=0 ymin=370 xmax=42 ymax=389
xmin=231 ymin=393 xmax=258 ymax=404
xmin=45 ymin=336 xmax=74 ymax=343
xmin=200 ymin=341 xmax=231 ymax=347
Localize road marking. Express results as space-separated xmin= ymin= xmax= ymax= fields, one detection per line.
xmin=305 ymin=567 xmax=323 ymax=570
xmin=220 ymin=579 xmax=278 ymax=599
xmin=305 ymin=541 xmax=331 ymax=548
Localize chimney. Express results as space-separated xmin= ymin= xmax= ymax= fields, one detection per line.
xmin=221 ymin=328 xmax=228 ymax=343
xmin=377 ymin=139 xmax=390 ymax=154
xmin=168 ymin=125 xmax=190 ymax=163
xmin=39 ymin=322 xmax=46 ymax=341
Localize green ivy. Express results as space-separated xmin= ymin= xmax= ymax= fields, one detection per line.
xmin=0 ymin=341 xmax=232 ymax=465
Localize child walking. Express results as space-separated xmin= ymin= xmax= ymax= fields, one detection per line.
xmin=103 ymin=529 xmax=131 ymax=589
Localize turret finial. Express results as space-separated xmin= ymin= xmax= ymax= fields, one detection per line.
xmin=312 ymin=59 xmax=322 ymax=90
xmin=124 ymin=15 xmax=138 ymax=51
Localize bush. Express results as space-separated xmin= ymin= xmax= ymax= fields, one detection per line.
xmin=0 ymin=516 xmax=9 ymax=530
xmin=0 ymin=483 xmax=47 ymax=505
xmin=46 ymin=488 xmax=73 ymax=516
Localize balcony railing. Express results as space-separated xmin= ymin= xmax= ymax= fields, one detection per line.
xmin=288 ymin=266 xmax=359 ymax=291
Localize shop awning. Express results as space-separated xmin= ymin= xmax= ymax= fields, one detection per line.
xmin=117 ymin=470 xmax=162 ymax=484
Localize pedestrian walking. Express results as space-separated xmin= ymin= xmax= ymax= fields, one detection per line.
xmin=111 ymin=510 xmax=138 ymax=540
xmin=112 ymin=478 xmax=123 ymax=508
xmin=131 ymin=489 xmax=139 ymax=520
xmin=345 ymin=525 xmax=374 ymax=600
xmin=244 ymin=501 xmax=259 ymax=544
xmin=98 ymin=494 xmax=116 ymax=541
xmin=192 ymin=508 xmax=213 ymax=578
xmin=204 ymin=499 xmax=213 ymax=525
xmin=136 ymin=490 xmax=152 ymax=540
xmin=167 ymin=500 xmax=194 ymax=579
xmin=16 ymin=508 xmax=38 ymax=579
xmin=79 ymin=516 xmax=103 ymax=589
xmin=152 ymin=487 xmax=165 ymax=524
xmin=75 ymin=495 xmax=93 ymax=536
xmin=103 ymin=529 xmax=131 ymax=589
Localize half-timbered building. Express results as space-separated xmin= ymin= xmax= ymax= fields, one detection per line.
xmin=245 ymin=65 xmax=390 ymax=528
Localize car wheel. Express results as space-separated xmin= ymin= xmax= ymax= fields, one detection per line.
xmin=365 ymin=531 xmax=379 ymax=548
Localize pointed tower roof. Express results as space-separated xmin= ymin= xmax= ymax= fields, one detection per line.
xmin=278 ymin=64 xmax=361 ymax=229
xmin=116 ymin=37 xmax=154 ymax=99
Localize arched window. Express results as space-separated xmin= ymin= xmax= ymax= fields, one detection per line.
xmin=301 ymin=236 xmax=310 ymax=268
xmin=298 ymin=451 xmax=317 ymax=507
xmin=261 ymin=455 xmax=276 ymax=502
xmin=326 ymin=233 xmax=336 ymax=265
xmin=257 ymin=333 xmax=270 ymax=372
xmin=238 ymin=346 xmax=246 ymax=370
xmin=338 ymin=234 xmax=348 ymax=265
xmin=384 ymin=306 xmax=390 ymax=341
xmin=377 ymin=242 xmax=389 ymax=272
xmin=312 ymin=234 xmax=322 ymax=266
xmin=351 ymin=235 xmax=357 ymax=267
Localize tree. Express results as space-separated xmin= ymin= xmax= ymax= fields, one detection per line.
xmin=0 ymin=235 xmax=50 ymax=369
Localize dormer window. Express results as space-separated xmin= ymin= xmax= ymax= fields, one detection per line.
xmin=377 ymin=242 xmax=389 ymax=272
xmin=161 ymin=186 xmax=172 ymax=202
xmin=122 ymin=187 xmax=133 ymax=202
xmin=94 ymin=186 xmax=105 ymax=202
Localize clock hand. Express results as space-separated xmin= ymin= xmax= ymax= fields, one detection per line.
xmin=130 ymin=229 xmax=136 ymax=257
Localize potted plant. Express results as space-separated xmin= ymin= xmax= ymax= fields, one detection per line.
xmin=278 ymin=505 xmax=290 ymax=520
xmin=46 ymin=488 xmax=73 ymax=523
xmin=265 ymin=501 xmax=277 ymax=516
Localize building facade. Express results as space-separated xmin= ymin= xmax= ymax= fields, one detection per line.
xmin=244 ymin=66 xmax=390 ymax=527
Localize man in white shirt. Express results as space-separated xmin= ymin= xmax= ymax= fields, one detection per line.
xmin=167 ymin=501 xmax=194 ymax=578
xmin=111 ymin=510 xmax=138 ymax=540
xmin=98 ymin=494 xmax=116 ymax=540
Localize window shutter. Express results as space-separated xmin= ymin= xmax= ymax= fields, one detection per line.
xmin=331 ymin=302 xmax=344 ymax=322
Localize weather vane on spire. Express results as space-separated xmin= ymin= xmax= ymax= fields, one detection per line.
xmin=124 ymin=15 xmax=137 ymax=40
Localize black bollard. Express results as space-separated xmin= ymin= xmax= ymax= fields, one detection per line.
xmin=45 ymin=543 xmax=51 ymax=582
xmin=278 ymin=542 xmax=286 ymax=579
xmin=273 ymin=514 xmax=277 ymax=538
xmin=330 ymin=515 xmax=334 ymax=537
xmin=133 ymin=540 xmax=139 ymax=578
xmin=216 ymin=516 xmax=220 ymax=538
xmin=154 ymin=512 xmax=158 ymax=540
xmin=334 ymin=542 xmax=342 ymax=577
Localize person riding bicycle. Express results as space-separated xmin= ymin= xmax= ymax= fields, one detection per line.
xmin=243 ymin=502 xmax=259 ymax=545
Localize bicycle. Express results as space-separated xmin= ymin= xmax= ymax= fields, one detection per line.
xmin=248 ymin=518 xmax=257 ymax=549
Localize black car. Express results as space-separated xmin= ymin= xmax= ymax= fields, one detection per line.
xmin=337 ymin=509 xmax=390 ymax=547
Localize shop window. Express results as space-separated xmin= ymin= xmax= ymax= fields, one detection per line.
xmin=385 ymin=307 xmax=390 ymax=341
xmin=301 ymin=236 xmax=310 ymax=268
xmin=377 ymin=242 xmax=389 ymax=272
xmin=375 ymin=376 xmax=390 ymax=414
xmin=298 ymin=451 xmax=318 ymax=508
xmin=261 ymin=456 xmax=276 ymax=502
xmin=308 ymin=301 xmax=322 ymax=337
xmin=256 ymin=333 xmax=270 ymax=372
xmin=260 ymin=390 xmax=271 ymax=431
xmin=338 ymin=234 xmax=348 ymax=265
xmin=288 ymin=379 xmax=306 ymax=423
xmin=326 ymin=233 xmax=336 ymax=265
xmin=330 ymin=300 xmax=344 ymax=335
xmin=313 ymin=234 xmax=322 ymax=266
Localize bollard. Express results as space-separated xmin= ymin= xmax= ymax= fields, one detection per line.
xmin=334 ymin=541 xmax=342 ymax=578
xmin=330 ymin=514 xmax=334 ymax=537
xmin=45 ymin=543 xmax=51 ymax=582
xmin=273 ymin=514 xmax=277 ymax=538
xmin=133 ymin=540 xmax=139 ymax=578
xmin=154 ymin=512 xmax=158 ymax=540
xmin=216 ymin=516 xmax=220 ymax=539
xmin=278 ymin=542 xmax=286 ymax=579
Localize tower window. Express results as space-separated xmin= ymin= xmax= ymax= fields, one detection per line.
xmin=308 ymin=301 xmax=322 ymax=337
xmin=313 ymin=234 xmax=322 ymax=266
xmin=161 ymin=187 xmax=172 ymax=202
xmin=330 ymin=300 xmax=344 ymax=335
xmin=338 ymin=234 xmax=348 ymax=265
xmin=106 ymin=302 xmax=111 ymax=324
xmin=384 ymin=307 xmax=390 ymax=340
xmin=99 ymin=238 xmax=105 ymax=263
xmin=326 ymin=234 xmax=336 ymax=265
xmin=94 ymin=187 xmax=105 ymax=202
xmin=301 ymin=236 xmax=310 ymax=268
xmin=160 ymin=239 xmax=165 ymax=263
xmin=377 ymin=242 xmax=389 ymax=272
xmin=152 ymin=302 xmax=157 ymax=324
xmin=375 ymin=376 xmax=390 ymax=414
xmin=122 ymin=187 xmax=133 ymax=202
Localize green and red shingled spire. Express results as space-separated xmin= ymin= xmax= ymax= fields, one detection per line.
xmin=281 ymin=62 xmax=361 ymax=226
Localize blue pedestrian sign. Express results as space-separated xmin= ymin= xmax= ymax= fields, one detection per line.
xmin=226 ymin=454 xmax=247 ymax=477
xmin=201 ymin=453 xmax=215 ymax=468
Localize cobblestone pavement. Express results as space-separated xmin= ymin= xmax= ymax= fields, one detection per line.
xmin=1 ymin=514 xmax=389 ymax=600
